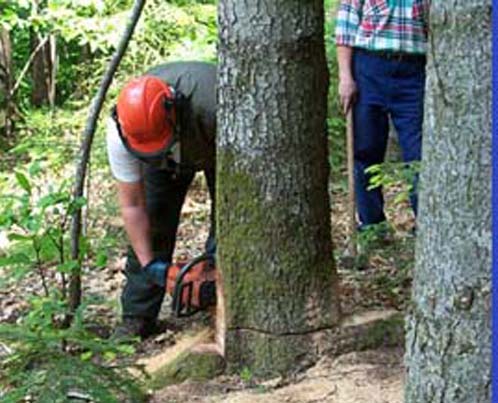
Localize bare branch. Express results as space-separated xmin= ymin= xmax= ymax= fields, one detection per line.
xmin=9 ymin=36 xmax=49 ymax=97
xmin=67 ymin=0 xmax=147 ymax=317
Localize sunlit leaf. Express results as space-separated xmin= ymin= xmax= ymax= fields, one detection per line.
xmin=7 ymin=233 xmax=33 ymax=242
xmin=57 ymin=260 xmax=80 ymax=273
xmin=15 ymin=172 xmax=31 ymax=195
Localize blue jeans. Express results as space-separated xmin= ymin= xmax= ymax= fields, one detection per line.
xmin=353 ymin=49 xmax=426 ymax=227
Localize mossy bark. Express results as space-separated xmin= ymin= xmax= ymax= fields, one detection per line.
xmin=217 ymin=0 xmax=340 ymax=378
xmin=404 ymin=2 xmax=491 ymax=402
xmin=149 ymin=350 xmax=225 ymax=390
xmin=326 ymin=311 xmax=404 ymax=356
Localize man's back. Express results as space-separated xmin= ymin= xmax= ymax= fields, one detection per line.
xmin=147 ymin=61 xmax=217 ymax=171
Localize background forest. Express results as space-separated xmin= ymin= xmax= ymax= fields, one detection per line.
xmin=0 ymin=0 xmax=418 ymax=401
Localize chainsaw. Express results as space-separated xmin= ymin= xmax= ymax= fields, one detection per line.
xmin=165 ymin=254 xmax=217 ymax=317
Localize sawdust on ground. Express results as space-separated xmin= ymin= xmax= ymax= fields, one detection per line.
xmin=152 ymin=347 xmax=404 ymax=403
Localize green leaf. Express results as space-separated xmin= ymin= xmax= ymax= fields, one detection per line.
xmin=7 ymin=233 xmax=33 ymax=241
xmin=95 ymin=252 xmax=107 ymax=268
xmin=117 ymin=344 xmax=135 ymax=355
xmin=103 ymin=351 xmax=116 ymax=361
xmin=28 ymin=161 xmax=42 ymax=176
xmin=80 ymin=351 xmax=93 ymax=361
xmin=0 ymin=253 xmax=31 ymax=267
xmin=9 ymin=142 xmax=31 ymax=155
xmin=68 ymin=196 xmax=87 ymax=214
xmin=15 ymin=172 xmax=31 ymax=194
xmin=365 ymin=164 xmax=382 ymax=174
xmin=26 ymin=216 xmax=42 ymax=233
xmin=38 ymin=193 xmax=69 ymax=209
xmin=57 ymin=261 xmax=80 ymax=273
xmin=394 ymin=193 xmax=408 ymax=204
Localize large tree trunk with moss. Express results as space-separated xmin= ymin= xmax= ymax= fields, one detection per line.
xmin=217 ymin=0 xmax=340 ymax=378
xmin=404 ymin=2 xmax=491 ymax=402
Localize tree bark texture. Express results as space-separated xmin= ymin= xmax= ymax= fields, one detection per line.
xmin=217 ymin=0 xmax=340 ymax=377
xmin=404 ymin=2 xmax=491 ymax=402
xmin=30 ymin=32 xmax=56 ymax=107
xmin=0 ymin=28 xmax=13 ymax=137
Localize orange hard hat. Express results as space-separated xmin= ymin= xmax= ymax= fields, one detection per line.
xmin=116 ymin=76 xmax=176 ymax=154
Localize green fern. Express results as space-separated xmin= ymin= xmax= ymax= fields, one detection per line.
xmin=0 ymin=301 xmax=147 ymax=403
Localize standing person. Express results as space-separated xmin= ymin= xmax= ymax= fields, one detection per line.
xmin=106 ymin=61 xmax=216 ymax=338
xmin=335 ymin=0 xmax=428 ymax=231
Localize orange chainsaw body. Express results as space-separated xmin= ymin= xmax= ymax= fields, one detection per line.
xmin=165 ymin=255 xmax=217 ymax=317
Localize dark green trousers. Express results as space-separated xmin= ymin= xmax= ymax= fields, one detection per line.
xmin=121 ymin=165 xmax=215 ymax=321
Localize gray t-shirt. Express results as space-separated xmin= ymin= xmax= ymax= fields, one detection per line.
xmin=107 ymin=61 xmax=216 ymax=182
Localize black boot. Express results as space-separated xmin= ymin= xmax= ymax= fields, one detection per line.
xmin=111 ymin=317 xmax=157 ymax=341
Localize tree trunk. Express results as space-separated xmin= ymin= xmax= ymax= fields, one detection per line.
xmin=30 ymin=0 xmax=56 ymax=108
xmin=31 ymin=32 xmax=56 ymax=107
xmin=404 ymin=2 xmax=491 ymax=403
xmin=0 ymin=28 xmax=13 ymax=138
xmin=217 ymin=0 xmax=341 ymax=378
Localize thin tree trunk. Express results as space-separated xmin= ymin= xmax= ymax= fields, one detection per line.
xmin=217 ymin=0 xmax=340 ymax=378
xmin=48 ymin=34 xmax=57 ymax=107
xmin=67 ymin=0 xmax=147 ymax=317
xmin=404 ymin=2 xmax=491 ymax=402
xmin=0 ymin=28 xmax=13 ymax=138
xmin=31 ymin=31 xmax=55 ymax=107
xmin=29 ymin=0 xmax=56 ymax=108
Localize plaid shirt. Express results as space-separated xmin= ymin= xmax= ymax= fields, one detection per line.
xmin=335 ymin=0 xmax=429 ymax=54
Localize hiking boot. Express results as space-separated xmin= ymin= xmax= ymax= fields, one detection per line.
xmin=111 ymin=317 xmax=157 ymax=341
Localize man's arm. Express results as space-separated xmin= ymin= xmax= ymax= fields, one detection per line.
xmin=116 ymin=181 xmax=154 ymax=267
xmin=337 ymin=45 xmax=357 ymax=114
xmin=335 ymin=0 xmax=362 ymax=114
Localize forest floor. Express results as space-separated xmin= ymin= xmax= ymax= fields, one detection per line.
xmin=151 ymin=347 xmax=404 ymax=403
xmin=148 ymin=175 xmax=414 ymax=403
xmin=0 ymin=172 xmax=415 ymax=402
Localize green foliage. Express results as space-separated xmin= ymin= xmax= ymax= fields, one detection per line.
xmin=3 ymin=1 xmax=119 ymax=108
xmin=365 ymin=161 xmax=420 ymax=205
xmin=0 ymin=298 xmax=146 ymax=403
xmin=357 ymin=221 xmax=392 ymax=248
xmin=240 ymin=366 xmax=254 ymax=385
xmin=118 ymin=0 xmax=217 ymax=77
xmin=325 ymin=0 xmax=347 ymax=181
xmin=0 ymin=163 xmax=80 ymax=285
xmin=7 ymin=108 xmax=85 ymax=171
xmin=0 ymin=162 xmax=145 ymax=401
xmin=2 ymin=0 xmax=217 ymax=112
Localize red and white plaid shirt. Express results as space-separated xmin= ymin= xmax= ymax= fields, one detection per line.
xmin=335 ymin=0 xmax=429 ymax=54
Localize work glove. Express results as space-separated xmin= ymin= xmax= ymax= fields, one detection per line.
xmin=143 ymin=259 xmax=170 ymax=288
